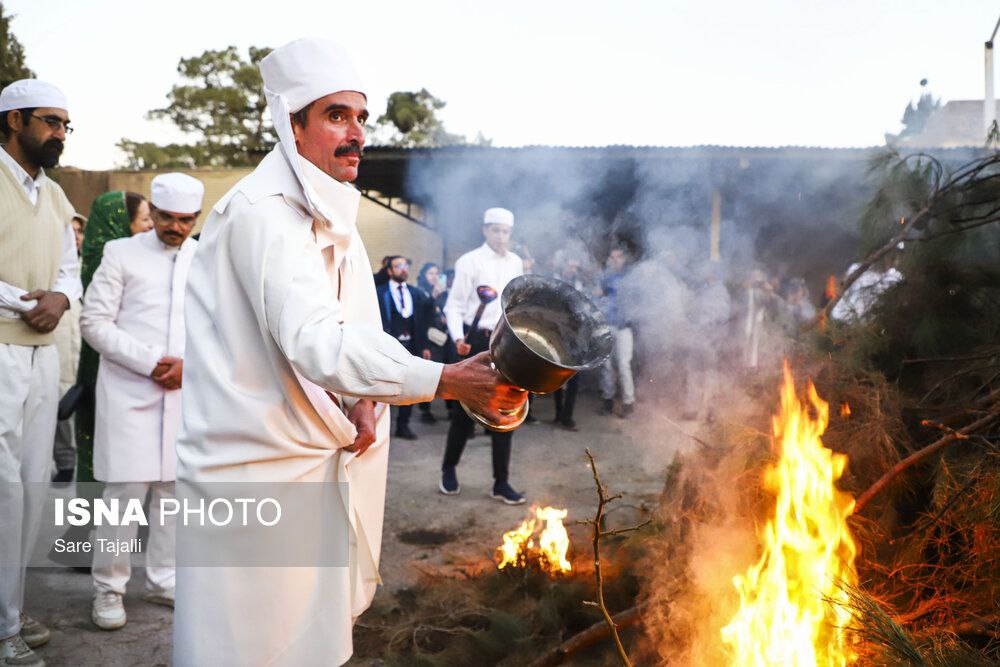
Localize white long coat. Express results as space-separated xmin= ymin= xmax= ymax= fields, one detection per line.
xmin=173 ymin=146 xmax=442 ymax=667
xmin=80 ymin=230 xmax=196 ymax=482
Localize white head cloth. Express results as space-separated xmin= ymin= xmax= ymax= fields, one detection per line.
xmin=151 ymin=172 xmax=205 ymax=214
xmin=260 ymin=38 xmax=366 ymax=225
xmin=483 ymin=207 xmax=514 ymax=227
xmin=0 ymin=79 xmax=68 ymax=113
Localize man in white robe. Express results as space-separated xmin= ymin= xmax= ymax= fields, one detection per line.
xmin=174 ymin=38 xmax=523 ymax=666
xmin=80 ymin=172 xmax=203 ymax=630
xmin=0 ymin=79 xmax=80 ymax=667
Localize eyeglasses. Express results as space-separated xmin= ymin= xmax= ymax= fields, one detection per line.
xmin=30 ymin=114 xmax=73 ymax=134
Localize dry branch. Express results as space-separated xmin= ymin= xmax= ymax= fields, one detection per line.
xmin=578 ymin=448 xmax=650 ymax=667
xmin=854 ymin=409 xmax=1000 ymax=513
xmin=526 ymin=602 xmax=649 ymax=667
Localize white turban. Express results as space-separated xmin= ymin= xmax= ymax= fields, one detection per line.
xmin=0 ymin=79 xmax=68 ymax=113
xmin=151 ymin=173 xmax=205 ymax=214
xmin=260 ymin=38 xmax=366 ymax=224
xmin=483 ymin=207 xmax=514 ymax=227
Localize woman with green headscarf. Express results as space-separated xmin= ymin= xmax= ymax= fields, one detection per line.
xmin=75 ymin=191 xmax=151 ymax=482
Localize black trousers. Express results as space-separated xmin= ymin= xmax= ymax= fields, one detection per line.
xmin=553 ymin=374 xmax=579 ymax=422
xmin=441 ymin=329 xmax=513 ymax=483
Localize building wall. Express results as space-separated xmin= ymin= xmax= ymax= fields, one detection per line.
xmin=53 ymin=167 xmax=442 ymax=278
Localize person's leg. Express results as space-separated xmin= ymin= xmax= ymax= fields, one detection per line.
xmin=490 ymin=432 xmax=513 ymax=485
xmin=562 ymin=375 xmax=579 ymax=424
xmin=442 ymin=407 xmax=474 ymax=469
xmin=92 ymin=482 xmax=148 ymax=595
xmin=144 ymin=482 xmax=176 ymax=596
xmin=552 ymin=388 xmax=564 ymax=422
xmin=0 ymin=344 xmax=33 ymax=640
xmin=17 ymin=346 xmax=58 ymax=617
xmin=617 ymin=328 xmax=636 ymax=407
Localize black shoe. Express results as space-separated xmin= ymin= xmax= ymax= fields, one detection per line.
xmin=524 ymin=412 xmax=538 ymax=424
xmin=559 ymin=418 xmax=578 ymax=431
xmin=395 ymin=425 xmax=418 ymax=440
xmin=419 ymin=411 xmax=437 ymax=424
xmin=439 ymin=467 xmax=460 ymax=495
xmin=599 ymin=399 xmax=614 ymax=415
xmin=52 ymin=468 xmax=74 ymax=484
xmin=491 ymin=481 xmax=526 ymax=505
xmin=620 ymin=403 xmax=635 ymax=418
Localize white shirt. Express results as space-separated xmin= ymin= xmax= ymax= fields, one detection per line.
xmin=389 ymin=279 xmax=412 ymax=318
xmin=0 ymin=147 xmax=83 ymax=319
xmin=831 ymin=262 xmax=903 ymax=322
xmin=444 ymin=242 xmax=523 ymax=342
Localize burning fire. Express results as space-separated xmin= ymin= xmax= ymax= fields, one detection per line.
xmin=496 ymin=505 xmax=572 ymax=575
xmin=720 ymin=363 xmax=858 ymax=666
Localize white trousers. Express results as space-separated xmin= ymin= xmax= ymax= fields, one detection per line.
xmin=600 ymin=327 xmax=635 ymax=406
xmin=0 ymin=344 xmax=58 ymax=638
xmin=92 ymin=481 xmax=176 ymax=595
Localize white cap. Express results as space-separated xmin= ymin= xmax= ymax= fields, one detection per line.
xmin=151 ymin=173 xmax=205 ymax=214
xmin=259 ymin=38 xmax=366 ymax=223
xmin=260 ymin=38 xmax=366 ymax=113
xmin=483 ymin=207 xmax=514 ymax=227
xmin=0 ymin=79 xmax=68 ymax=113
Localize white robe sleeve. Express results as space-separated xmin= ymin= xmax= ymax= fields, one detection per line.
xmin=0 ymin=280 xmax=31 ymax=318
xmin=443 ymin=254 xmax=473 ymax=342
xmin=80 ymin=244 xmax=165 ymax=377
xmin=228 ymin=199 xmax=441 ymax=404
xmin=52 ymin=223 xmax=83 ymax=302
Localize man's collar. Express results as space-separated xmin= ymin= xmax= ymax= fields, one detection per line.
xmin=0 ymin=146 xmax=44 ymax=189
xmin=390 ymin=279 xmax=407 ymax=287
xmin=480 ymin=242 xmax=507 ymax=259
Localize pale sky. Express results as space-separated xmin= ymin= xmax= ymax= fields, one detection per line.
xmin=5 ymin=0 xmax=1000 ymax=169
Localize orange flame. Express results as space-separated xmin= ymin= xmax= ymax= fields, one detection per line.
xmin=825 ymin=275 xmax=838 ymax=301
xmin=840 ymin=403 xmax=851 ymax=417
xmin=496 ymin=506 xmax=572 ymax=575
xmin=720 ymin=363 xmax=858 ymax=666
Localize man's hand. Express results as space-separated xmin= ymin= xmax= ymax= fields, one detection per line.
xmin=455 ymin=338 xmax=472 ymax=356
xmin=422 ymin=348 xmax=432 ymax=360
xmin=435 ymin=352 xmax=526 ymax=428
xmin=20 ymin=290 xmax=69 ymax=333
xmin=152 ymin=356 xmax=184 ymax=390
xmin=344 ymin=399 xmax=376 ymax=456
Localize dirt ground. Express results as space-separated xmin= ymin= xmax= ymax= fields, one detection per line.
xmin=23 ymin=390 xmax=687 ymax=666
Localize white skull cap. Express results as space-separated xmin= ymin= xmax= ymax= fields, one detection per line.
xmin=483 ymin=207 xmax=514 ymax=227
xmin=0 ymin=79 xmax=67 ymax=113
xmin=151 ymin=173 xmax=205 ymax=214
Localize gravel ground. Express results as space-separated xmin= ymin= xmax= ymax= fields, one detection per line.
xmin=22 ymin=391 xmax=689 ymax=666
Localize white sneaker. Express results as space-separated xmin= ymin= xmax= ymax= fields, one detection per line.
xmin=0 ymin=634 xmax=44 ymax=666
xmin=142 ymin=588 xmax=174 ymax=609
xmin=91 ymin=592 xmax=126 ymax=631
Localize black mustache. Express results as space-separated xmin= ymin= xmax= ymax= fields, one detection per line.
xmin=44 ymin=139 xmax=64 ymax=154
xmin=334 ymin=142 xmax=363 ymax=157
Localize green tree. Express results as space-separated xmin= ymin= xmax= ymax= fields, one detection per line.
xmin=375 ymin=88 xmax=468 ymax=147
xmin=119 ymin=46 xmax=274 ymax=168
xmin=0 ymin=1 xmax=34 ymax=88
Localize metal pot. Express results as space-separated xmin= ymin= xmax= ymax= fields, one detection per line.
xmin=462 ymin=275 xmax=613 ymax=431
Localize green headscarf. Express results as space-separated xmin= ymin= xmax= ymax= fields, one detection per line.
xmin=75 ymin=190 xmax=135 ymax=483
xmin=80 ymin=191 xmax=133 ymax=289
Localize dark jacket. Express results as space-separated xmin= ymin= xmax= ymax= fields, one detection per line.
xmin=376 ymin=281 xmax=435 ymax=354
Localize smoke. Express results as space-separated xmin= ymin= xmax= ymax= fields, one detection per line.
xmin=402 ymin=145 xmax=875 ymax=661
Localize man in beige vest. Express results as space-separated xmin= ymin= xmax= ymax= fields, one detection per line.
xmin=0 ymin=79 xmax=81 ymax=667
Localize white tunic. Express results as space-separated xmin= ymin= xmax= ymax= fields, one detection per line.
xmin=174 ymin=146 xmax=442 ymax=667
xmin=443 ymin=243 xmax=523 ymax=341
xmin=79 ymin=230 xmax=196 ymax=482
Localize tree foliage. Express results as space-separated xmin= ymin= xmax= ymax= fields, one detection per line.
xmin=375 ymin=88 xmax=473 ymax=148
xmin=0 ymin=1 xmax=34 ymax=88
xmin=119 ymin=46 xmax=274 ymax=168
xmin=897 ymin=80 xmax=941 ymax=139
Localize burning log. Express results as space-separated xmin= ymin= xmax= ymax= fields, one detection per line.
xmin=527 ymin=602 xmax=649 ymax=667
xmin=495 ymin=505 xmax=572 ymax=576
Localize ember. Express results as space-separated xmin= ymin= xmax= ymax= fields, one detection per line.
xmin=496 ymin=505 xmax=572 ymax=575
xmin=720 ymin=363 xmax=858 ymax=666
